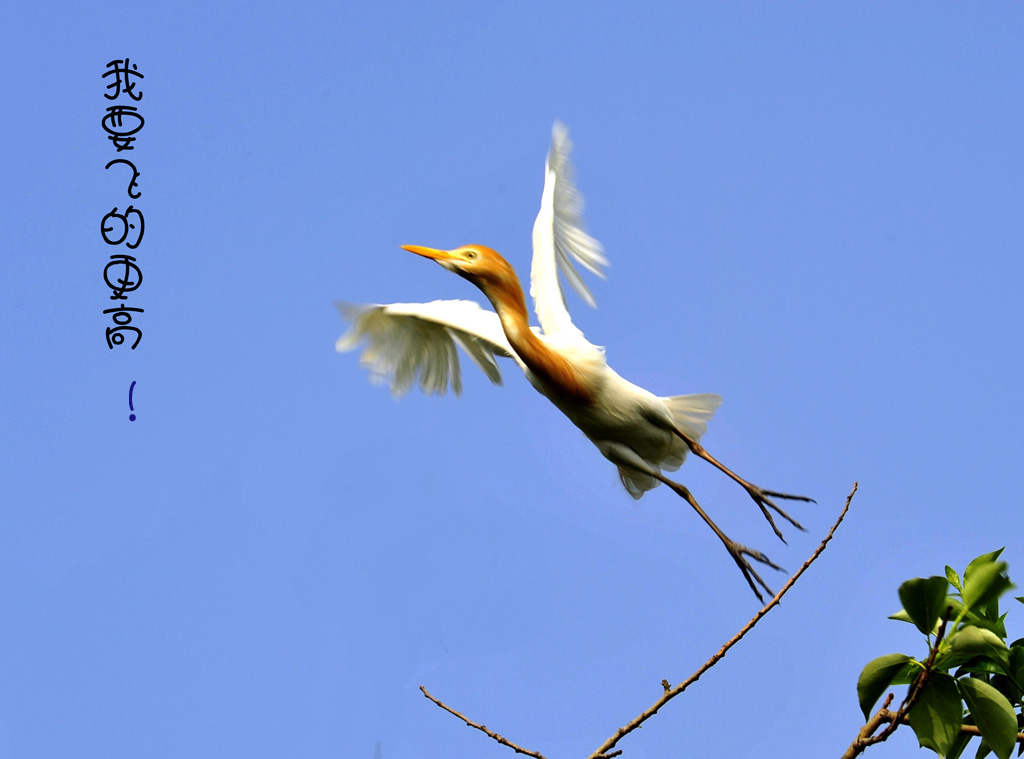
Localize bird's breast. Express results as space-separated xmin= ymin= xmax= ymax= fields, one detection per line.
xmin=539 ymin=366 xmax=675 ymax=452
xmin=523 ymin=357 xmax=596 ymax=407
xmin=513 ymin=332 xmax=604 ymax=407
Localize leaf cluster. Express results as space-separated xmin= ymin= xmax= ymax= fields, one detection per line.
xmin=858 ymin=549 xmax=1023 ymax=759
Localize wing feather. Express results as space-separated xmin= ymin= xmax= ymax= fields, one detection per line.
xmin=335 ymin=300 xmax=520 ymax=396
xmin=530 ymin=122 xmax=608 ymax=336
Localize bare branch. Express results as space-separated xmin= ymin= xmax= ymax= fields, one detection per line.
xmin=419 ymin=686 xmax=549 ymax=759
xmin=588 ymin=482 xmax=858 ymax=759
xmin=841 ymin=694 xmax=894 ymax=759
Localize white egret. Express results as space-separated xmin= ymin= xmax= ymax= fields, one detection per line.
xmin=337 ymin=123 xmax=810 ymax=600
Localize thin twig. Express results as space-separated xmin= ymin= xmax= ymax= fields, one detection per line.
xmin=587 ymin=482 xmax=858 ymax=759
xmin=842 ymin=694 xmax=894 ymax=759
xmin=419 ymin=686 xmax=549 ymax=759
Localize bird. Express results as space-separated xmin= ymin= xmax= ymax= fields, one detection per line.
xmin=336 ymin=122 xmax=811 ymax=601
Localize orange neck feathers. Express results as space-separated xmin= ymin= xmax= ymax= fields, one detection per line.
xmin=479 ymin=273 xmax=594 ymax=405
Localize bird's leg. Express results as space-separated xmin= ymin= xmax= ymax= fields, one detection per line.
xmin=672 ymin=428 xmax=812 ymax=541
xmin=649 ymin=470 xmax=782 ymax=602
xmin=601 ymin=441 xmax=781 ymax=600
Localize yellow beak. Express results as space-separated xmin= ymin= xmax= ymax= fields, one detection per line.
xmin=401 ymin=245 xmax=457 ymax=262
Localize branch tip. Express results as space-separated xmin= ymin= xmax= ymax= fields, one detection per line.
xmin=419 ymin=685 xmax=549 ymax=759
xmin=586 ymin=482 xmax=858 ymax=759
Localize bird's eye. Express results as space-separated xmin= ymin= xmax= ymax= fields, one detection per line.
xmin=464 ymin=250 xmax=478 ymax=260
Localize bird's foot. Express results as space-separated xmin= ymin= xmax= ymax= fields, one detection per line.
xmin=671 ymin=430 xmax=814 ymax=541
xmin=726 ymin=540 xmax=784 ymax=603
xmin=743 ymin=485 xmax=814 ymax=542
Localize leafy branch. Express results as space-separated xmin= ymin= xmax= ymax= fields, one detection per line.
xmin=847 ymin=549 xmax=1024 ymax=759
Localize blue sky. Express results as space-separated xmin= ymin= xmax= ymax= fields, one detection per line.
xmin=3 ymin=2 xmax=1024 ymax=757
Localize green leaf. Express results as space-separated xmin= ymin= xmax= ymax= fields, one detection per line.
xmin=958 ymin=677 xmax=1019 ymax=759
xmin=963 ymin=562 xmax=1012 ymax=613
xmin=858 ymin=653 xmax=914 ymax=721
xmin=957 ymin=661 xmax=1011 ymax=679
xmin=967 ymin=614 xmax=1010 ymax=641
xmin=1015 ymin=596 xmax=1023 ymax=606
xmin=899 ymin=576 xmax=951 ymax=636
xmin=893 ymin=598 xmax=968 ymax=628
xmin=890 ymin=664 xmax=921 ymax=686
xmin=950 ymin=626 xmax=1010 ymax=661
xmin=939 ymin=626 xmax=1010 ymax=672
xmin=908 ymin=671 xmax=963 ymax=756
xmin=949 ymin=595 xmax=1005 ymax=637
xmin=948 ymin=728 xmax=974 ymax=759
xmin=989 ymin=674 xmax=1022 ymax=708
xmin=953 ymin=626 xmax=1009 ymax=651
xmin=948 ymin=565 xmax=964 ymax=592
xmin=966 ymin=549 xmax=1006 ymax=577
xmin=952 ymin=714 xmax=981 ymax=759
xmin=948 ymin=595 xmax=970 ymax=619
xmin=1010 ymin=645 xmax=1024 ymax=689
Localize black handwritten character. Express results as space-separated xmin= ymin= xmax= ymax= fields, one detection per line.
xmin=105 ymin=159 xmax=142 ymax=199
xmin=103 ymin=253 xmax=143 ymax=300
xmin=103 ymin=305 xmax=144 ymax=349
xmin=101 ymin=205 xmax=145 ymax=249
xmin=103 ymin=58 xmax=144 ymax=101
xmin=102 ymin=105 xmax=144 ymax=151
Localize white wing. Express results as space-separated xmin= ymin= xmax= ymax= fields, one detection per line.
xmin=335 ymin=300 xmax=522 ymax=396
xmin=530 ymin=122 xmax=609 ymax=337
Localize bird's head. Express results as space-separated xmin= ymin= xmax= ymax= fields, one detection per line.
xmin=401 ymin=244 xmax=517 ymax=291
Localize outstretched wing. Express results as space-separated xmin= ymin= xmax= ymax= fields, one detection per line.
xmin=335 ymin=300 xmax=521 ymax=396
xmin=530 ymin=122 xmax=608 ymax=337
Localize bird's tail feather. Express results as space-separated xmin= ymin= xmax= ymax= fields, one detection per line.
xmin=616 ymin=393 xmax=722 ymax=498
xmin=663 ymin=393 xmax=722 ymax=442
xmin=655 ymin=393 xmax=723 ymax=473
